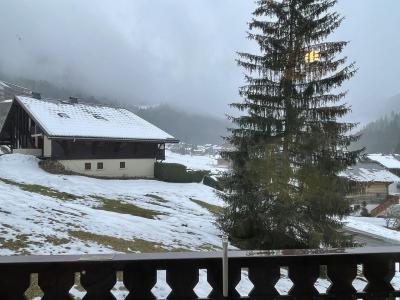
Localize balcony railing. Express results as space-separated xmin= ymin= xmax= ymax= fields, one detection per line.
xmin=0 ymin=247 xmax=399 ymax=299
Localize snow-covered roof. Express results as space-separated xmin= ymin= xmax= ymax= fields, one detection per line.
xmin=366 ymin=153 xmax=400 ymax=169
xmin=340 ymin=162 xmax=400 ymax=183
xmin=15 ymin=96 xmax=178 ymax=142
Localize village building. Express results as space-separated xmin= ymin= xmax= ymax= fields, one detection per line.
xmin=365 ymin=153 xmax=400 ymax=194
xmin=341 ymin=161 xmax=400 ymax=201
xmin=0 ymin=95 xmax=178 ymax=178
xmin=340 ymin=161 xmax=400 ymax=216
xmin=365 ymin=153 xmax=400 ymax=176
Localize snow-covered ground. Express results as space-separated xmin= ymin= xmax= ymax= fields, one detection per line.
xmin=165 ymin=150 xmax=228 ymax=174
xmin=0 ymin=153 xmax=398 ymax=299
xmin=0 ymin=154 xmax=224 ymax=255
xmin=0 ymin=153 xmax=304 ymax=299
xmin=345 ymin=216 xmax=400 ymax=242
xmin=0 ymin=154 xmax=226 ymax=299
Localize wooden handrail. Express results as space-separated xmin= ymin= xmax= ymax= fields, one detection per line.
xmin=0 ymin=247 xmax=400 ymax=299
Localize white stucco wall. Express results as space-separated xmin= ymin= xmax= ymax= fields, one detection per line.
xmin=58 ymin=158 xmax=155 ymax=178
xmin=13 ymin=148 xmax=42 ymax=156
xmin=43 ymin=136 xmax=52 ymax=158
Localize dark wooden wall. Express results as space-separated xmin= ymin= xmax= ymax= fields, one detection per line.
xmin=51 ymin=140 xmax=165 ymax=160
xmin=0 ymin=103 xmax=39 ymax=149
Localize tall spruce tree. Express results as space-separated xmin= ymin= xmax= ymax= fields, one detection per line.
xmin=219 ymin=0 xmax=361 ymax=249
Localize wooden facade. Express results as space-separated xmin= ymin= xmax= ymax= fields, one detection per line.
xmin=0 ymin=102 xmax=42 ymax=150
xmin=341 ymin=161 xmax=400 ymax=207
xmin=51 ymin=140 xmax=165 ymax=160
xmin=365 ymin=182 xmax=389 ymax=195
xmin=346 ymin=182 xmax=391 ymax=205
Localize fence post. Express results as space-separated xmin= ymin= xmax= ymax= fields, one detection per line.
xmin=222 ymin=236 xmax=229 ymax=298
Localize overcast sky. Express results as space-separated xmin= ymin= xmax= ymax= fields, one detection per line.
xmin=0 ymin=0 xmax=399 ymax=122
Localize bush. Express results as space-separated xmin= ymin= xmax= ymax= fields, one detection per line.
xmin=154 ymin=162 xmax=208 ymax=183
xmin=360 ymin=207 xmax=370 ymax=217
xmin=360 ymin=201 xmax=370 ymax=217
xmin=203 ymin=175 xmax=223 ymax=191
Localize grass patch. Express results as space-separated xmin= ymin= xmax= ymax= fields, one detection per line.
xmin=51 ymin=208 xmax=85 ymax=218
xmin=91 ymin=195 xmax=163 ymax=219
xmin=190 ymin=198 xmax=222 ymax=215
xmin=43 ymin=236 xmax=70 ymax=246
xmin=145 ymin=194 xmax=168 ymax=203
xmin=0 ymin=234 xmax=33 ymax=253
xmin=199 ymin=244 xmax=220 ymax=251
xmin=145 ymin=194 xmax=170 ymax=208
xmin=69 ymin=230 xmax=165 ymax=253
xmin=0 ymin=233 xmax=69 ymax=254
xmin=0 ymin=177 xmax=80 ymax=201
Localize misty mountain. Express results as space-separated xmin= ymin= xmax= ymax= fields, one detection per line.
xmin=0 ymin=72 xmax=107 ymax=105
xmin=380 ymin=94 xmax=400 ymax=116
xmin=352 ymin=112 xmax=400 ymax=154
xmin=134 ymin=105 xmax=229 ymax=145
xmin=0 ymin=75 xmax=229 ymax=145
xmin=358 ymin=94 xmax=400 ymax=124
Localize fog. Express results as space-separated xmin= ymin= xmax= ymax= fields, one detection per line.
xmin=0 ymin=0 xmax=399 ymax=122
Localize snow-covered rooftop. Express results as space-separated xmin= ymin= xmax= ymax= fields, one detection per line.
xmin=366 ymin=153 xmax=400 ymax=169
xmin=340 ymin=162 xmax=400 ymax=183
xmin=15 ymin=96 xmax=177 ymax=142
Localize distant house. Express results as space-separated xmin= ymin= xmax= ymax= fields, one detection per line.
xmin=365 ymin=153 xmax=400 ymax=176
xmin=0 ymin=95 xmax=178 ymax=178
xmin=365 ymin=153 xmax=400 ymax=195
xmin=340 ymin=161 xmax=400 ymax=205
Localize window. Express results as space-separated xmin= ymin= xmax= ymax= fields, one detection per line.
xmin=97 ymin=162 xmax=104 ymax=170
xmin=120 ymin=161 xmax=126 ymax=169
xmin=85 ymin=163 xmax=91 ymax=170
xmin=57 ymin=112 xmax=70 ymax=118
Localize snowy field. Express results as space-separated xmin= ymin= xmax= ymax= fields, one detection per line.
xmin=0 ymin=153 xmax=399 ymax=298
xmin=0 ymin=154 xmax=224 ymax=255
xmin=345 ymin=216 xmax=400 ymax=242
xmin=0 ymin=153 xmax=226 ymax=299
xmin=165 ymin=150 xmax=228 ymax=174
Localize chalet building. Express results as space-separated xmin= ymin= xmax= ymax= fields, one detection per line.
xmin=340 ymin=161 xmax=400 ymax=205
xmin=365 ymin=153 xmax=400 ymax=194
xmin=0 ymin=95 xmax=178 ymax=178
xmin=365 ymin=153 xmax=400 ymax=176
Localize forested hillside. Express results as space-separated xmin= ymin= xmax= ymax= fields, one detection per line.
xmin=135 ymin=105 xmax=229 ymax=145
xmin=352 ymin=112 xmax=400 ymax=153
